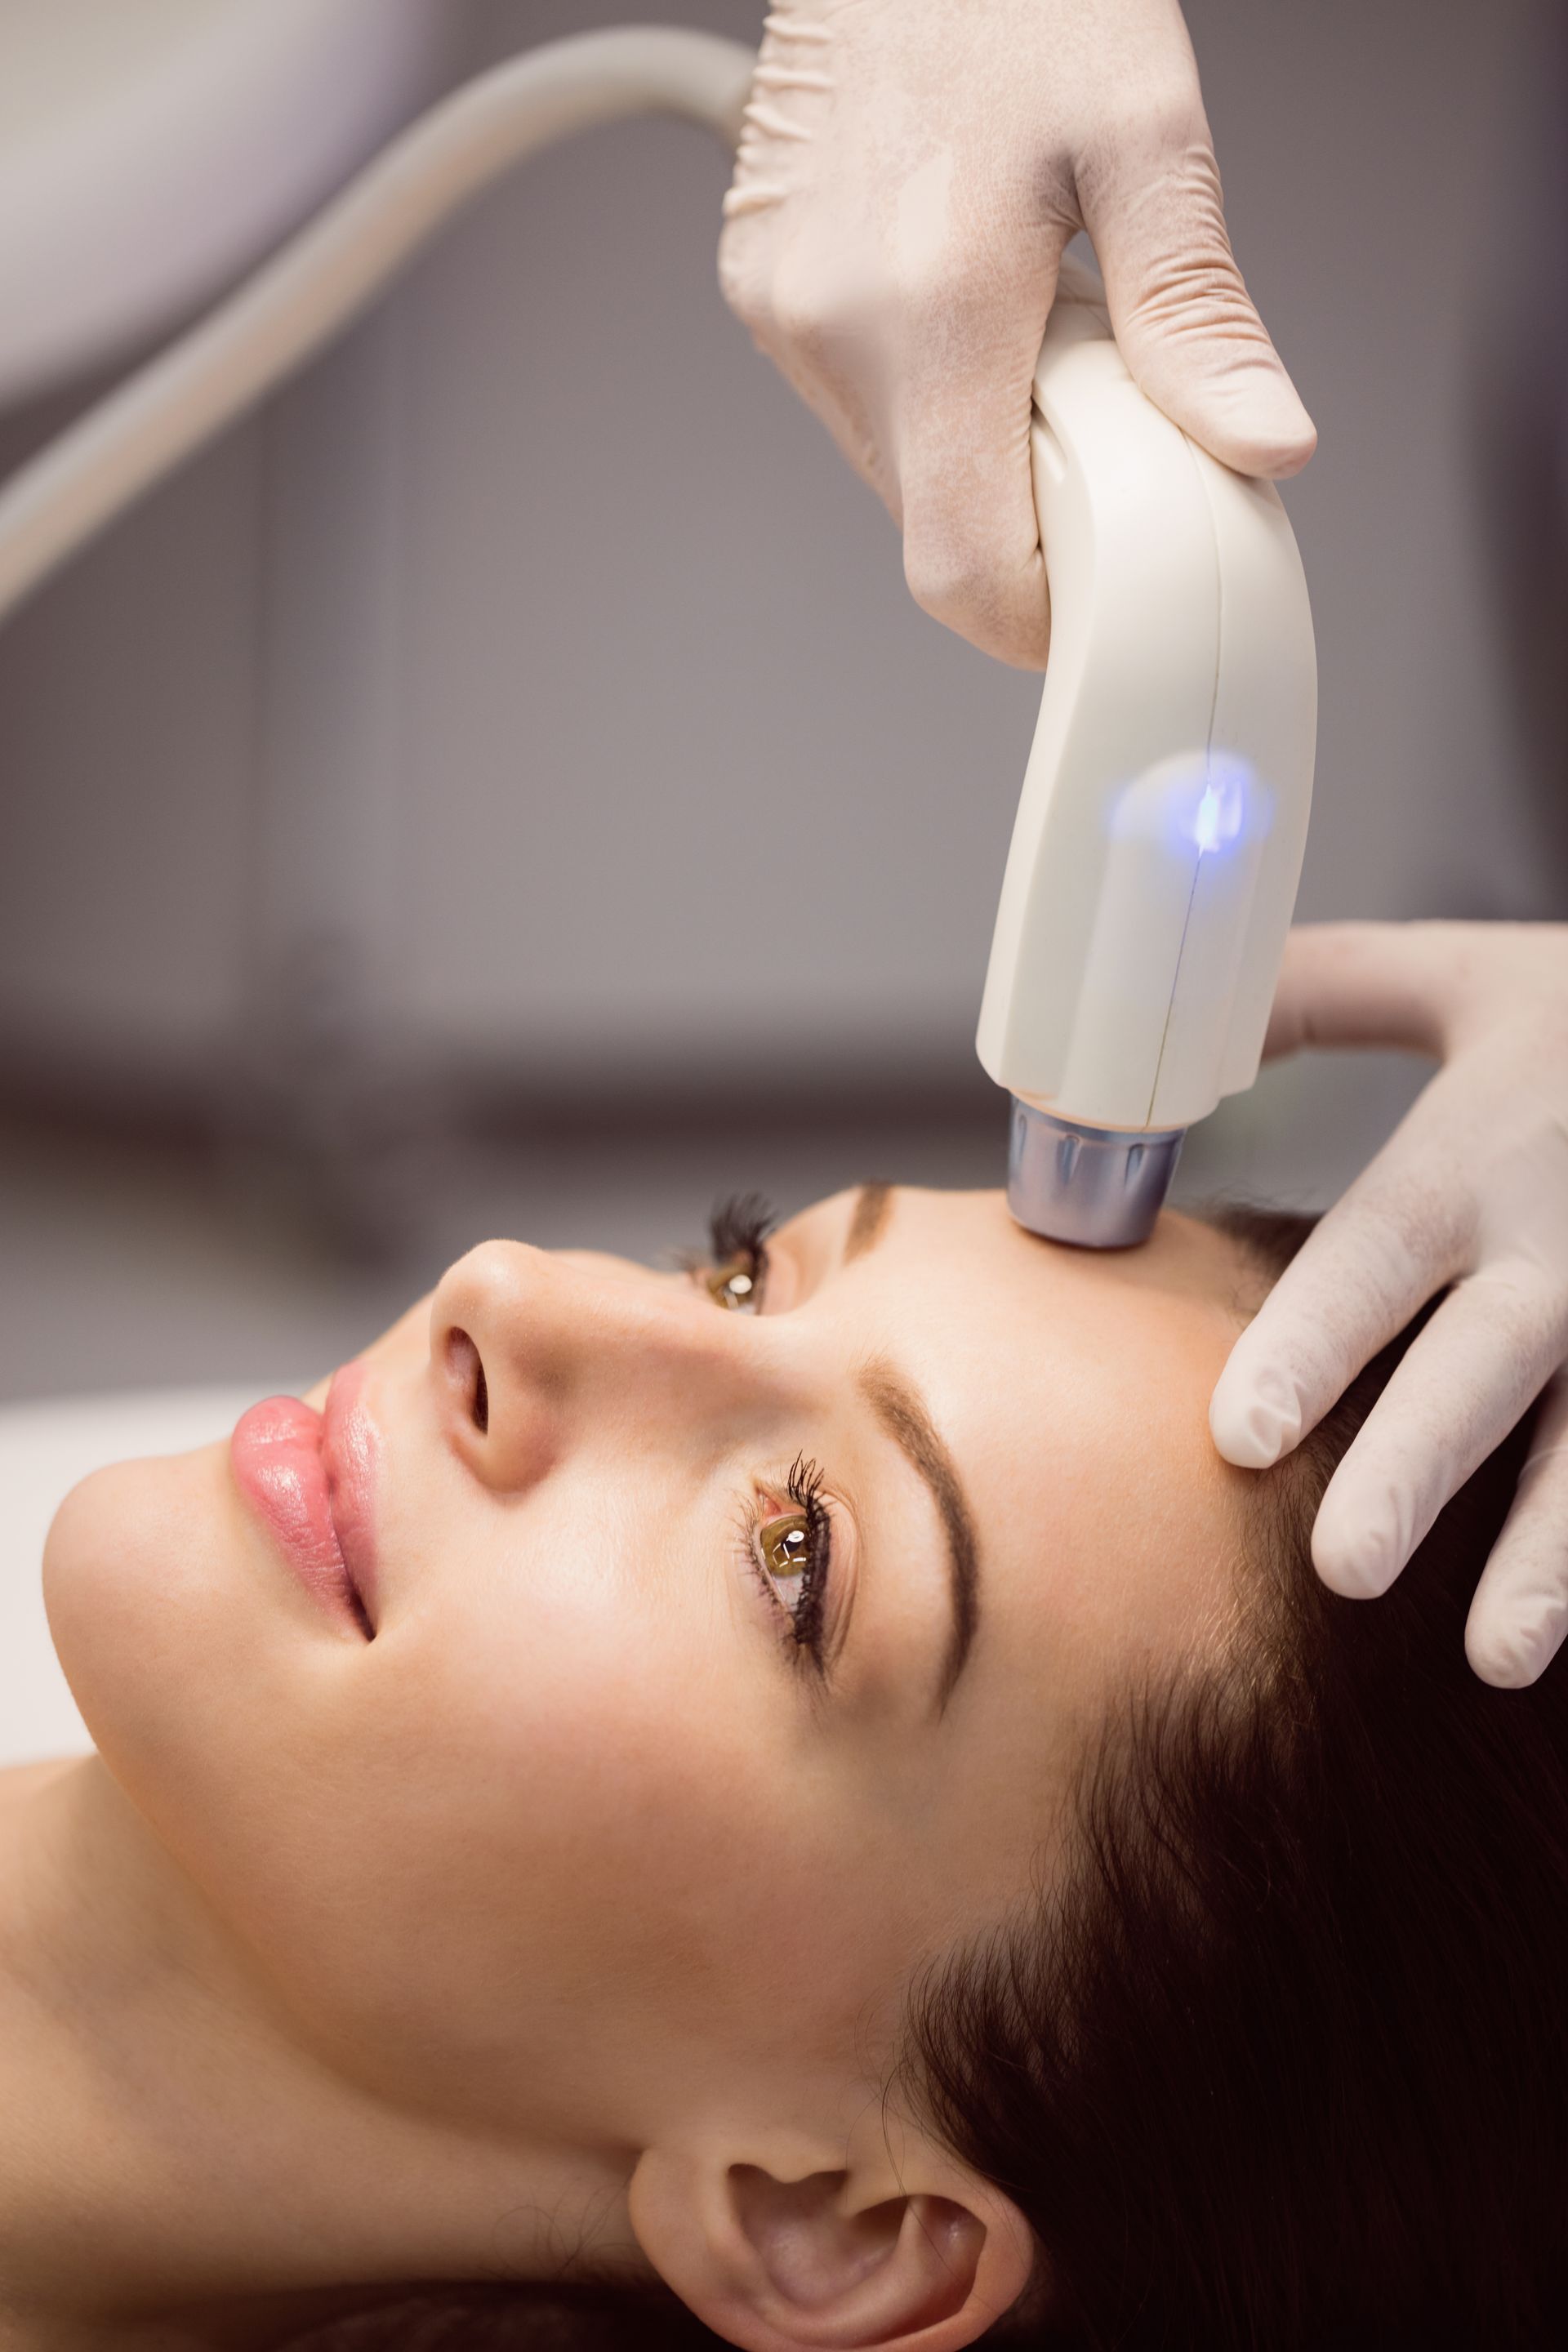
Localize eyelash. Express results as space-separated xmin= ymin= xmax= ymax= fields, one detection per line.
xmin=744 ymin=1454 xmax=835 ymax=1670
xmin=697 ymin=1197 xmax=835 ymax=1672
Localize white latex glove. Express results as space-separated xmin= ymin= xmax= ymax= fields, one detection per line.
xmin=1209 ymin=923 xmax=1568 ymax=1689
xmin=719 ymin=0 xmax=1316 ymax=669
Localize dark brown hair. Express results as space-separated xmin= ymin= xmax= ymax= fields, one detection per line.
xmin=913 ymin=1205 xmax=1568 ymax=2348
xmin=287 ymin=1209 xmax=1567 ymax=2350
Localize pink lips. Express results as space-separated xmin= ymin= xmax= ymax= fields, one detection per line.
xmin=230 ymin=1363 xmax=381 ymax=1637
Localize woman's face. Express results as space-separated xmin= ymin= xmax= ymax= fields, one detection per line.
xmin=46 ymin=1188 xmax=1256 ymax=2154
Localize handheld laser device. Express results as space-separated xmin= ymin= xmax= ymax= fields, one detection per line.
xmin=0 ymin=49 xmax=1313 ymax=1260
xmin=977 ymin=268 xmax=1317 ymax=1247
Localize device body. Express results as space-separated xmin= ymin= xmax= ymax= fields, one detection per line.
xmin=0 ymin=52 xmax=1312 ymax=1253
xmin=977 ymin=274 xmax=1317 ymax=1245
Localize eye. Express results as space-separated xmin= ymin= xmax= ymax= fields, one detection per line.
xmin=699 ymin=1192 xmax=775 ymax=1315
xmin=748 ymin=1454 xmax=833 ymax=1664
xmin=758 ymin=1508 xmax=813 ymax=1608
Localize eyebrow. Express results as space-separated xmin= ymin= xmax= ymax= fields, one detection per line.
xmin=843 ymin=1182 xmax=893 ymax=1262
xmin=858 ymin=1357 xmax=981 ymax=1715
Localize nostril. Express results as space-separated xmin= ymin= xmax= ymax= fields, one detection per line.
xmin=446 ymin=1329 xmax=488 ymax=1434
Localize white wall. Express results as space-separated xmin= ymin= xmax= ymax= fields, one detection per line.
xmin=0 ymin=0 xmax=1562 ymax=1120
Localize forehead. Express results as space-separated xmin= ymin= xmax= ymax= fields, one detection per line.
xmin=780 ymin=1184 xmax=1258 ymax=1367
xmin=786 ymin=1185 xmax=1258 ymax=1732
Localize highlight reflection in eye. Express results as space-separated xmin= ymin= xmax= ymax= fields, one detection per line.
xmin=705 ymin=1255 xmax=760 ymax=1313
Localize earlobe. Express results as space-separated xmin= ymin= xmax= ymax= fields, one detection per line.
xmin=629 ymin=2140 xmax=1034 ymax=2352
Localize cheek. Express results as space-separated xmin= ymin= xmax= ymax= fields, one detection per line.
xmin=144 ymin=1468 xmax=830 ymax=2117
xmin=315 ymin=1512 xmax=875 ymax=2109
xmin=44 ymin=1454 xmax=894 ymax=2130
xmin=372 ymin=1513 xmax=800 ymax=1995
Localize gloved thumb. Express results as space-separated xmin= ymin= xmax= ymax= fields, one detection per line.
xmin=1080 ymin=103 xmax=1316 ymax=480
xmin=1262 ymin=923 xmax=1459 ymax=1061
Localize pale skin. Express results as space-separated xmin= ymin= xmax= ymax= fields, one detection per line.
xmin=1 ymin=1187 xmax=1259 ymax=2351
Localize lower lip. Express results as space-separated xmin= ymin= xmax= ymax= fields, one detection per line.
xmin=230 ymin=1374 xmax=379 ymax=1637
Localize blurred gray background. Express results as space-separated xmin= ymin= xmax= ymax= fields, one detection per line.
xmin=0 ymin=0 xmax=1565 ymax=1401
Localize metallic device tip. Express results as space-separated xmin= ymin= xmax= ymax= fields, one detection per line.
xmin=1006 ymin=1098 xmax=1184 ymax=1250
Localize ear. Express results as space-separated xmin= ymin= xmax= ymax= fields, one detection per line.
xmin=628 ymin=2134 xmax=1034 ymax=2352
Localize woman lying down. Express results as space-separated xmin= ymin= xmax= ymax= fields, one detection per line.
xmin=4 ymin=1184 xmax=1564 ymax=2352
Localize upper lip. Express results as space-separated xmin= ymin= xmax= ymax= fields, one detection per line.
xmin=322 ymin=1361 xmax=383 ymax=1634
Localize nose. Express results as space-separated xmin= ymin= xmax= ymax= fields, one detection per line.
xmin=428 ymin=1240 xmax=773 ymax=1494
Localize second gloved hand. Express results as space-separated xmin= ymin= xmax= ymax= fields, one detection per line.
xmin=719 ymin=0 xmax=1315 ymax=668
xmin=1209 ymin=923 xmax=1568 ymax=1689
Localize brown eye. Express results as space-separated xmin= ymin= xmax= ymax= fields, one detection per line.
xmin=757 ymin=1508 xmax=812 ymax=1606
xmin=705 ymin=1254 xmax=761 ymax=1313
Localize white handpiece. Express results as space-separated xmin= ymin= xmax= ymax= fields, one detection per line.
xmin=977 ymin=270 xmax=1317 ymax=1245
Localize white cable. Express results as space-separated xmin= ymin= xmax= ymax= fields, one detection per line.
xmin=0 ymin=26 xmax=755 ymax=630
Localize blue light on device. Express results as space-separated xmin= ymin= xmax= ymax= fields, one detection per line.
xmin=1192 ymin=757 xmax=1250 ymax=854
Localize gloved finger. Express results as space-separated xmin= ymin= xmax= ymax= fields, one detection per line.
xmin=1209 ymin=1139 xmax=1469 ymax=1469
xmin=893 ymin=231 xmax=1071 ymax=670
xmin=718 ymin=222 xmax=906 ymax=519
xmin=1262 ymin=921 xmax=1467 ymax=1061
xmin=1466 ymin=1376 xmax=1568 ymax=1687
xmin=1078 ymin=100 xmax=1316 ymax=479
xmin=1309 ymin=1267 xmax=1568 ymax=1598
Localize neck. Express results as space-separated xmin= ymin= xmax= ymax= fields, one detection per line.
xmin=0 ymin=1758 xmax=642 ymax=2347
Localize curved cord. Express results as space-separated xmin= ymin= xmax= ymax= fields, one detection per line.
xmin=0 ymin=26 xmax=755 ymax=629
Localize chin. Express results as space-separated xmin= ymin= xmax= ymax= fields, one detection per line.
xmin=42 ymin=1443 xmax=240 ymax=1797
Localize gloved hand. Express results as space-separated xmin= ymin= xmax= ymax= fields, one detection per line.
xmin=1209 ymin=922 xmax=1568 ymax=1688
xmin=719 ymin=0 xmax=1315 ymax=669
